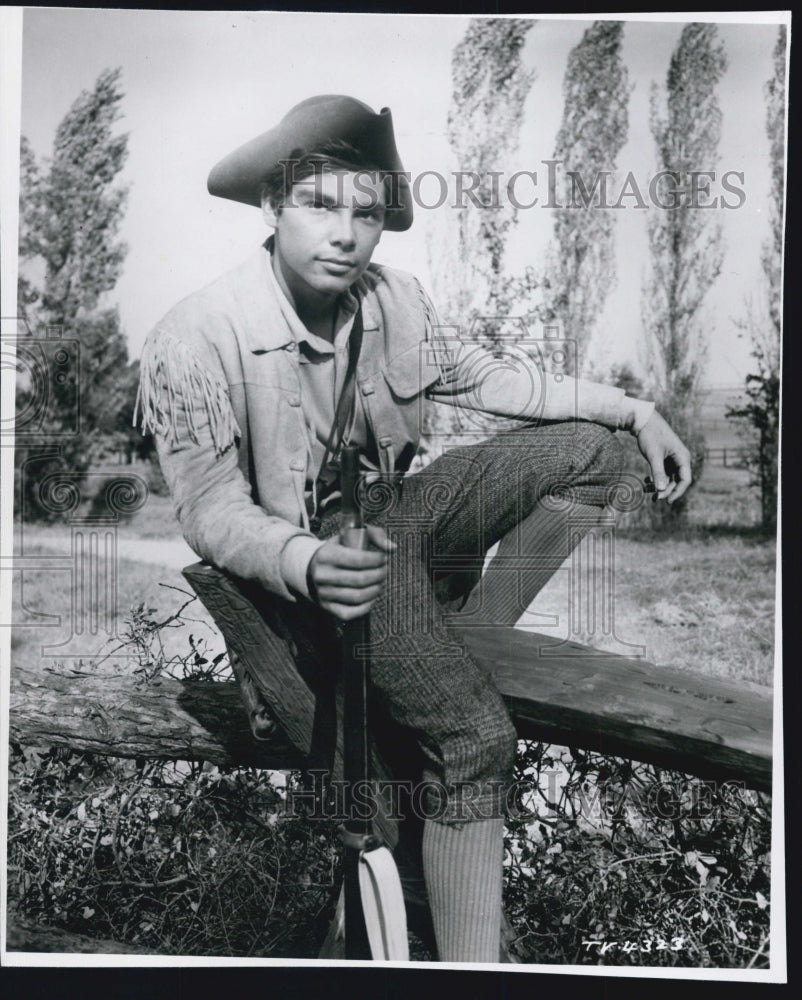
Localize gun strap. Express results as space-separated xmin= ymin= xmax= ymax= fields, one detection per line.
xmin=317 ymin=305 xmax=364 ymax=492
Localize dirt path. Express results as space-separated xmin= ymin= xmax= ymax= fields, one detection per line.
xmin=19 ymin=533 xmax=198 ymax=571
xmin=116 ymin=538 xmax=198 ymax=569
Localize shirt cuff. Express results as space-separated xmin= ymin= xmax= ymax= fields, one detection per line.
xmin=280 ymin=534 xmax=327 ymax=601
xmin=618 ymin=397 xmax=656 ymax=434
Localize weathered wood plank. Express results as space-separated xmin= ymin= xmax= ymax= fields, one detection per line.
xmin=9 ymin=665 xmax=306 ymax=769
xmin=9 ymin=565 xmax=773 ymax=794
xmin=183 ymin=563 xmax=773 ymax=792
xmin=462 ymin=628 xmax=772 ymax=792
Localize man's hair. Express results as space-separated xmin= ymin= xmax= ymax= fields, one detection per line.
xmin=260 ymin=139 xmax=399 ymax=220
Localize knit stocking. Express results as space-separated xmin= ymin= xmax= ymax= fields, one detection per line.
xmin=422 ymin=817 xmax=505 ymax=963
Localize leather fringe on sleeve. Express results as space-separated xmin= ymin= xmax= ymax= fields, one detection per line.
xmin=133 ymin=331 xmax=241 ymax=457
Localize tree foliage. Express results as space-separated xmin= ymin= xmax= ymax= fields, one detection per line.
xmin=32 ymin=67 xmax=129 ymax=328
xmin=546 ymin=21 xmax=630 ymax=375
xmin=15 ymin=68 xmax=146 ymax=521
xmin=727 ymin=25 xmax=785 ymax=533
xmin=727 ymin=336 xmax=779 ymax=533
xmin=641 ymin=23 xmax=728 ymax=522
xmin=420 ymin=19 xmax=536 ymax=458
xmin=17 ymin=136 xmax=44 ymax=321
xmin=434 ymin=17 xmax=536 ymax=338
xmin=762 ymin=26 xmax=786 ymax=341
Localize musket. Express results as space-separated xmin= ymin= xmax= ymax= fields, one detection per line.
xmin=338 ymin=445 xmax=408 ymax=961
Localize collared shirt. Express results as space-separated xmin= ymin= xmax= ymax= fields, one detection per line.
xmin=139 ymin=244 xmax=655 ymax=604
xmin=264 ymin=250 xmax=379 ymax=519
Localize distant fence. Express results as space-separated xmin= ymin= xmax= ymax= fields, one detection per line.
xmin=703 ymin=446 xmax=750 ymax=468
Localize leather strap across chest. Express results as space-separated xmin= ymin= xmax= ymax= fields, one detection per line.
xmin=315 ymin=305 xmax=365 ymax=494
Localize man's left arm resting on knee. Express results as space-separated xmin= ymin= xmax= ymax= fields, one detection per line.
xmin=421 ymin=302 xmax=693 ymax=505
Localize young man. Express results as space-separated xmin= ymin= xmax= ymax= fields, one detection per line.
xmin=137 ymin=95 xmax=692 ymax=962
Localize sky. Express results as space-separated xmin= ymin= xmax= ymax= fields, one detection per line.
xmin=14 ymin=9 xmax=788 ymax=387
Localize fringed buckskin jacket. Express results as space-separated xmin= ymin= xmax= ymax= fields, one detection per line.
xmin=136 ymin=244 xmax=652 ymax=602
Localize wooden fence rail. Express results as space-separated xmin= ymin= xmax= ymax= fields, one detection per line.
xmin=9 ymin=565 xmax=773 ymax=794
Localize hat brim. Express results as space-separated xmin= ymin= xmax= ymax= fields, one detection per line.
xmin=207 ymin=95 xmax=413 ymax=232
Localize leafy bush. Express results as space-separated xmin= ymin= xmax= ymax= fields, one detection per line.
xmin=8 ymin=596 xmax=342 ymax=957
xmin=8 ymin=749 xmax=340 ymax=957
xmin=504 ymin=743 xmax=771 ymax=967
xmin=7 ymin=598 xmax=772 ymax=966
xmin=8 ymin=739 xmax=771 ymax=965
xmin=726 ymin=361 xmax=779 ymax=534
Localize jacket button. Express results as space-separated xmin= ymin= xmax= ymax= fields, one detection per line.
xmin=289 ymin=458 xmax=305 ymax=472
xmin=288 ymin=396 xmax=301 ymax=407
xmin=286 ymin=342 xmax=297 ymax=352
xmin=361 ymin=381 xmax=375 ymax=396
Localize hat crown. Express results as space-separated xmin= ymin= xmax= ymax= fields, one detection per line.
xmin=277 ymin=95 xmax=393 ymax=168
xmin=284 ymin=94 xmax=378 ymax=118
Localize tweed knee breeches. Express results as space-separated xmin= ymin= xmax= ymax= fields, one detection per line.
xmin=288 ymin=420 xmax=624 ymax=825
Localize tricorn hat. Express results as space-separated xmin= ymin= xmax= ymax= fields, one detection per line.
xmin=207 ymin=95 xmax=413 ymax=231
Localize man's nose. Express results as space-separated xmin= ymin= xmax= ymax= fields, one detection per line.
xmin=330 ymin=209 xmax=356 ymax=247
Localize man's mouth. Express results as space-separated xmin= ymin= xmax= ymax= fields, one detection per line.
xmin=318 ymin=258 xmax=356 ymax=272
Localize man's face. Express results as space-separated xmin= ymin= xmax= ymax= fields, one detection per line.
xmin=262 ymin=168 xmax=386 ymax=306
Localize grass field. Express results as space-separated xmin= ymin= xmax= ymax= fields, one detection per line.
xmin=10 ymin=555 xmax=221 ymax=679
xmin=526 ymin=529 xmax=775 ymax=685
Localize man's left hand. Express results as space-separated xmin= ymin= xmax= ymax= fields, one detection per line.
xmin=636 ymin=411 xmax=693 ymax=504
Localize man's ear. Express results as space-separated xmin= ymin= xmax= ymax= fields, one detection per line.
xmin=261 ymin=193 xmax=280 ymax=229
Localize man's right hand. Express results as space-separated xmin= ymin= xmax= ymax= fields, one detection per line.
xmin=307 ymin=525 xmax=397 ymax=621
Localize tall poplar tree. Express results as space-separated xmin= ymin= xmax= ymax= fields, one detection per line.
xmin=421 ymin=19 xmax=536 ymax=457
xmin=727 ymin=25 xmax=785 ymax=532
xmin=16 ymin=68 xmax=140 ymax=519
xmin=36 ymin=67 xmax=129 ymax=328
xmin=762 ymin=25 xmax=786 ymax=343
xmin=17 ymin=136 xmax=44 ymax=323
xmin=433 ymin=17 xmax=536 ymax=342
xmin=641 ymin=23 xmax=728 ymax=518
xmin=546 ymin=21 xmax=630 ymax=375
